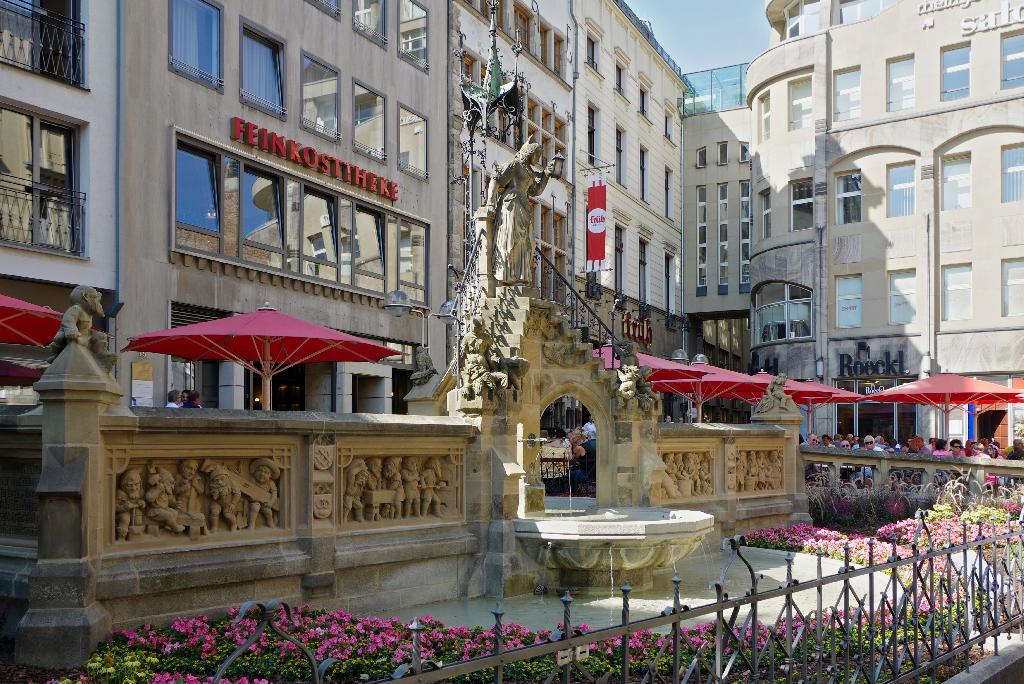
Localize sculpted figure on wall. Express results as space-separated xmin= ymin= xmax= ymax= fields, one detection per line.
xmin=733 ymin=449 xmax=784 ymax=493
xmin=616 ymin=364 xmax=655 ymax=411
xmin=460 ymin=318 xmax=508 ymax=401
xmin=659 ymin=452 xmax=715 ymax=499
xmin=111 ymin=456 xmax=285 ymax=542
xmin=410 ymin=346 xmax=438 ymax=386
xmin=337 ymin=453 xmax=461 ymax=527
xmin=45 ymin=285 xmax=117 ymax=373
xmin=753 ymin=375 xmax=799 ymax=416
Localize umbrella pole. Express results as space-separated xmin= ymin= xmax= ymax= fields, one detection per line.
xmin=262 ymin=372 xmax=273 ymax=411
xmin=262 ymin=339 xmax=273 ymax=411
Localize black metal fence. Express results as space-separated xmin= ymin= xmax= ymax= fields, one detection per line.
xmin=215 ymin=514 xmax=1024 ymax=683
xmin=0 ymin=174 xmax=84 ymax=255
xmin=535 ymin=248 xmax=616 ymax=351
xmin=0 ymin=0 xmax=85 ymax=87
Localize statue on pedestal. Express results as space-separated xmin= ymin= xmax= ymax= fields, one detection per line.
xmin=45 ymin=285 xmax=117 ymax=373
xmin=486 ymin=138 xmax=558 ymax=286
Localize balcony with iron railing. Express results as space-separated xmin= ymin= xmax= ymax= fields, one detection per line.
xmin=0 ymin=174 xmax=84 ymax=255
xmin=0 ymin=0 xmax=84 ymax=87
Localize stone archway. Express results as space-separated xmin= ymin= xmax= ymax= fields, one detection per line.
xmin=536 ymin=390 xmax=609 ymax=505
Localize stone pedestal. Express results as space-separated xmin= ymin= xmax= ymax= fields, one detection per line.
xmin=16 ymin=343 xmax=128 ymax=667
xmin=751 ymin=404 xmax=812 ymax=526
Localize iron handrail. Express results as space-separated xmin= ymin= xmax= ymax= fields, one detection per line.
xmin=534 ymin=247 xmax=616 ymax=352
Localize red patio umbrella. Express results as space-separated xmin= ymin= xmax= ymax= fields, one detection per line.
xmin=593 ymin=345 xmax=709 ymax=382
xmin=124 ymin=305 xmax=399 ymax=410
xmin=0 ymin=293 xmax=62 ymax=346
xmin=867 ymin=373 xmax=1024 ymax=437
xmin=654 ymin=358 xmax=771 ymax=423
xmin=0 ymin=360 xmax=44 ymax=385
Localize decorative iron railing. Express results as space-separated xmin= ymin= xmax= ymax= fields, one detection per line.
xmin=0 ymin=0 xmax=84 ymax=87
xmin=0 ymin=173 xmax=84 ymax=255
xmin=353 ymin=16 xmax=387 ymax=46
xmin=450 ymin=228 xmax=485 ymax=387
xmin=210 ymin=514 xmax=1024 ymax=683
xmin=240 ymin=90 xmax=286 ymax=118
xmin=535 ymin=248 xmax=616 ymax=352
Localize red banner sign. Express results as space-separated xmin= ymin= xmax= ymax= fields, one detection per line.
xmin=230 ymin=116 xmax=399 ymax=201
xmin=586 ymin=178 xmax=607 ymax=272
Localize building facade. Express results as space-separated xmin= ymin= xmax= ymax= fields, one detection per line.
xmin=744 ymin=0 xmax=1024 ymax=441
xmin=115 ymin=0 xmax=449 ymax=412
xmin=575 ymin=0 xmax=686 ymax=363
xmin=0 ymin=0 xmax=117 ymax=400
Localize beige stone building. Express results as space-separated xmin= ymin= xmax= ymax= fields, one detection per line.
xmin=574 ymin=0 xmax=687 ymax=366
xmin=113 ymin=0 xmax=450 ymax=412
xmin=683 ymin=0 xmax=1024 ymax=440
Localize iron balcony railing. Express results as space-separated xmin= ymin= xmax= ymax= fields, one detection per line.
xmin=0 ymin=0 xmax=84 ymax=87
xmin=0 ymin=173 xmax=84 ymax=255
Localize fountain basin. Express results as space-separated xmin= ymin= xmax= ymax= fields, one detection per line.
xmin=514 ymin=508 xmax=715 ymax=590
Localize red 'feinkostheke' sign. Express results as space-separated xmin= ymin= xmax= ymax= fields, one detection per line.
xmin=229 ymin=116 xmax=399 ymax=202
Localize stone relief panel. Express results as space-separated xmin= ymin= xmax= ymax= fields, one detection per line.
xmin=107 ymin=447 xmax=291 ymax=546
xmin=336 ymin=447 xmax=464 ymax=530
xmin=729 ymin=449 xmax=784 ymax=494
xmin=311 ymin=434 xmax=336 ymax=525
xmin=654 ymin=450 xmax=715 ymax=501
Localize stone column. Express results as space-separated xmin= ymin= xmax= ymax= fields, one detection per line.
xmin=751 ymin=404 xmax=812 ymax=525
xmin=218 ymin=361 xmax=245 ymax=409
xmin=16 ymin=344 xmax=130 ymax=667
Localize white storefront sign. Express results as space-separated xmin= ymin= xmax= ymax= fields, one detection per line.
xmin=919 ymin=0 xmax=1024 ymax=35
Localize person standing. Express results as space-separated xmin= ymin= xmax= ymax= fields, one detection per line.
xmin=165 ymin=390 xmax=183 ymax=408
xmin=180 ymin=390 xmax=203 ymax=409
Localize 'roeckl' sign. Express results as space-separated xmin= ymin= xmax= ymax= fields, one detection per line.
xmin=837 ymin=350 xmax=910 ymax=378
xmin=229 ymin=116 xmax=399 ymax=201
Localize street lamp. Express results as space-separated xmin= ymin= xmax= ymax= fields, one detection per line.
xmin=435 ymin=299 xmax=458 ymax=326
xmin=549 ymin=151 xmax=566 ymax=180
xmin=384 ymin=290 xmax=427 ymax=347
xmin=671 ymin=349 xmax=689 ymax=364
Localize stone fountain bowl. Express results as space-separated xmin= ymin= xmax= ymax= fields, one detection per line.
xmin=513 ymin=508 xmax=715 ymax=590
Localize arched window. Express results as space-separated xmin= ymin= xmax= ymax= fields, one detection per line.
xmin=753 ymin=282 xmax=812 ymax=343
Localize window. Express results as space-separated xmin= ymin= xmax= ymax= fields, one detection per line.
xmin=1004 ymin=260 xmax=1024 ymax=316
xmin=353 ymin=205 xmax=386 ymax=292
xmin=300 ymin=56 xmax=339 ymax=139
xmin=833 ymin=68 xmax=860 ymax=121
xmin=615 ymin=127 xmax=624 ymax=184
xmin=664 ymin=253 xmax=675 ymax=311
xmin=789 ymin=78 xmax=812 ymax=131
xmin=170 ymin=0 xmax=221 ymax=86
xmin=718 ymin=183 xmax=729 ymax=286
xmin=785 ymin=0 xmax=820 ymax=38
xmin=664 ymin=114 xmax=672 ymax=140
xmin=398 ymin=219 xmax=427 ymax=303
xmin=717 ymin=141 xmax=728 ymax=166
xmin=302 ymin=189 xmax=337 ymax=280
xmin=354 ymin=0 xmax=386 ymax=41
xmin=760 ymin=189 xmax=772 ymax=239
xmin=664 ymin=168 xmax=673 ymax=219
xmin=639 ymin=146 xmax=648 ymax=201
xmin=696 ymin=146 xmax=707 ymax=168
xmin=399 ymin=107 xmax=427 ymax=178
xmin=887 ymin=163 xmax=915 ymax=217
xmin=1004 ymin=146 xmax=1024 ymax=203
xmin=586 ymin=35 xmax=597 ymax=70
xmin=791 ymin=179 xmax=813 ymax=231
xmin=587 ymin=106 xmax=597 ymax=164
xmin=175 ymin=145 xmax=219 ymax=233
xmin=836 ymin=172 xmax=862 ymax=224
xmin=740 ymin=142 xmax=750 ymax=163
xmin=354 ymin=84 xmax=385 ymax=159
xmin=941 ymin=45 xmax=970 ymax=101
xmin=836 ymin=276 xmax=862 ymax=328
xmin=759 ymin=93 xmax=771 ymax=141
xmin=753 ymin=283 xmax=812 ymax=342
xmin=740 ymin=181 xmax=751 ymax=285
xmin=0 ymin=107 xmax=79 ymax=254
xmin=889 ymin=270 xmax=916 ymax=324
xmin=614 ymin=225 xmax=624 ymax=292
xmin=943 ymin=265 xmax=972 ymax=321
xmin=514 ymin=5 xmax=530 ymax=52
xmin=838 ymin=0 xmax=895 ymax=24
xmin=696 ymin=186 xmax=707 ymax=288
xmin=615 ymin=63 xmax=625 ymax=94
xmin=242 ymin=168 xmax=283 ymax=250
xmin=942 ymin=155 xmax=971 ymax=210
xmin=399 ymin=0 xmax=428 ymax=68
xmin=1005 ymin=33 xmax=1024 ymax=89
xmin=887 ymin=56 xmax=915 ymax=111
xmin=639 ymin=87 xmax=649 ymax=117
xmin=638 ymin=239 xmax=648 ymax=303
xmin=241 ymin=28 xmax=284 ymax=117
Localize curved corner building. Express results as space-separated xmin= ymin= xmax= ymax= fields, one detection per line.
xmin=687 ymin=0 xmax=1024 ymax=441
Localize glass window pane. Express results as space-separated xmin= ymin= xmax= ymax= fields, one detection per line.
xmin=790 ymin=284 xmax=812 ymax=300
xmin=890 ymin=271 xmax=916 ymax=324
xmin=942 ymin=156 xmax=971 ymax=210
xmin=355 ymin=0 xmax=385 ymax=36
xmin=400 ymin=0 xmax=428 ymax=63
xmin=354 ymin=206 xmax=385 ymax=292
xmin=1005 ymin=260 xmax=1024 ymax=316
xmin=789 ymin=79 xmax=812 ymax=130
xmin=792 ymin=180 xmax=813 ymax=231
xmin=242 ymin=169 xmax=282 ymax=248
xmin=171 ymin=0 xmax=221 ymax=82
xmin=888 ymin=163 xmax=915 ymax=217
xmin=1002 ymin=33 xmax=1024 ymax=89
xmin=943 ymin=265 xmax=972 ymax=321
xmin=241 ymin=31 xmax=282 ymax=107
xmin=399 ymin=107 xmax=426 ymax=175
xmin=38 ymin=123 xmax=72 ymax=190
xmin=399 ymin=220 xmax=426 ymax=302
xmin=788 ymin=300 xmax=811 ymax=338
xmin=837 ymin=276 xmax=862 ymax=328
xmin=337 ymin=198 xmax=353 ymax=282
xmin=756 ymin=282 xmax=786 ymax=306
xmin=354 ymin=85 xmax=385 ymax=154
xmin=301 ymin=57 xmax=338 ymax=138
xmin=836 ymin=173 xmax=862 ymax=224
xmin=942 ymin=45 xmax=970 ymax=101
xmin=302 ymin=190 xmax=336 ymax=266
xmin=834 ymin=69 xmax=860 ymax=121
xmin=1004 ymin=146 xmax=1024 ymax=203
xmin=888 ymin=57 xmax=915 ymax=111
xmin=0 ymin=107 xmax=33 ymax=180
xmin=176 ymin=146 xmax=220 ymax=232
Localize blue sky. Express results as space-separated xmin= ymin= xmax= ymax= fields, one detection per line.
xmin=626 ymin=0 xmax=771 ymax=73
